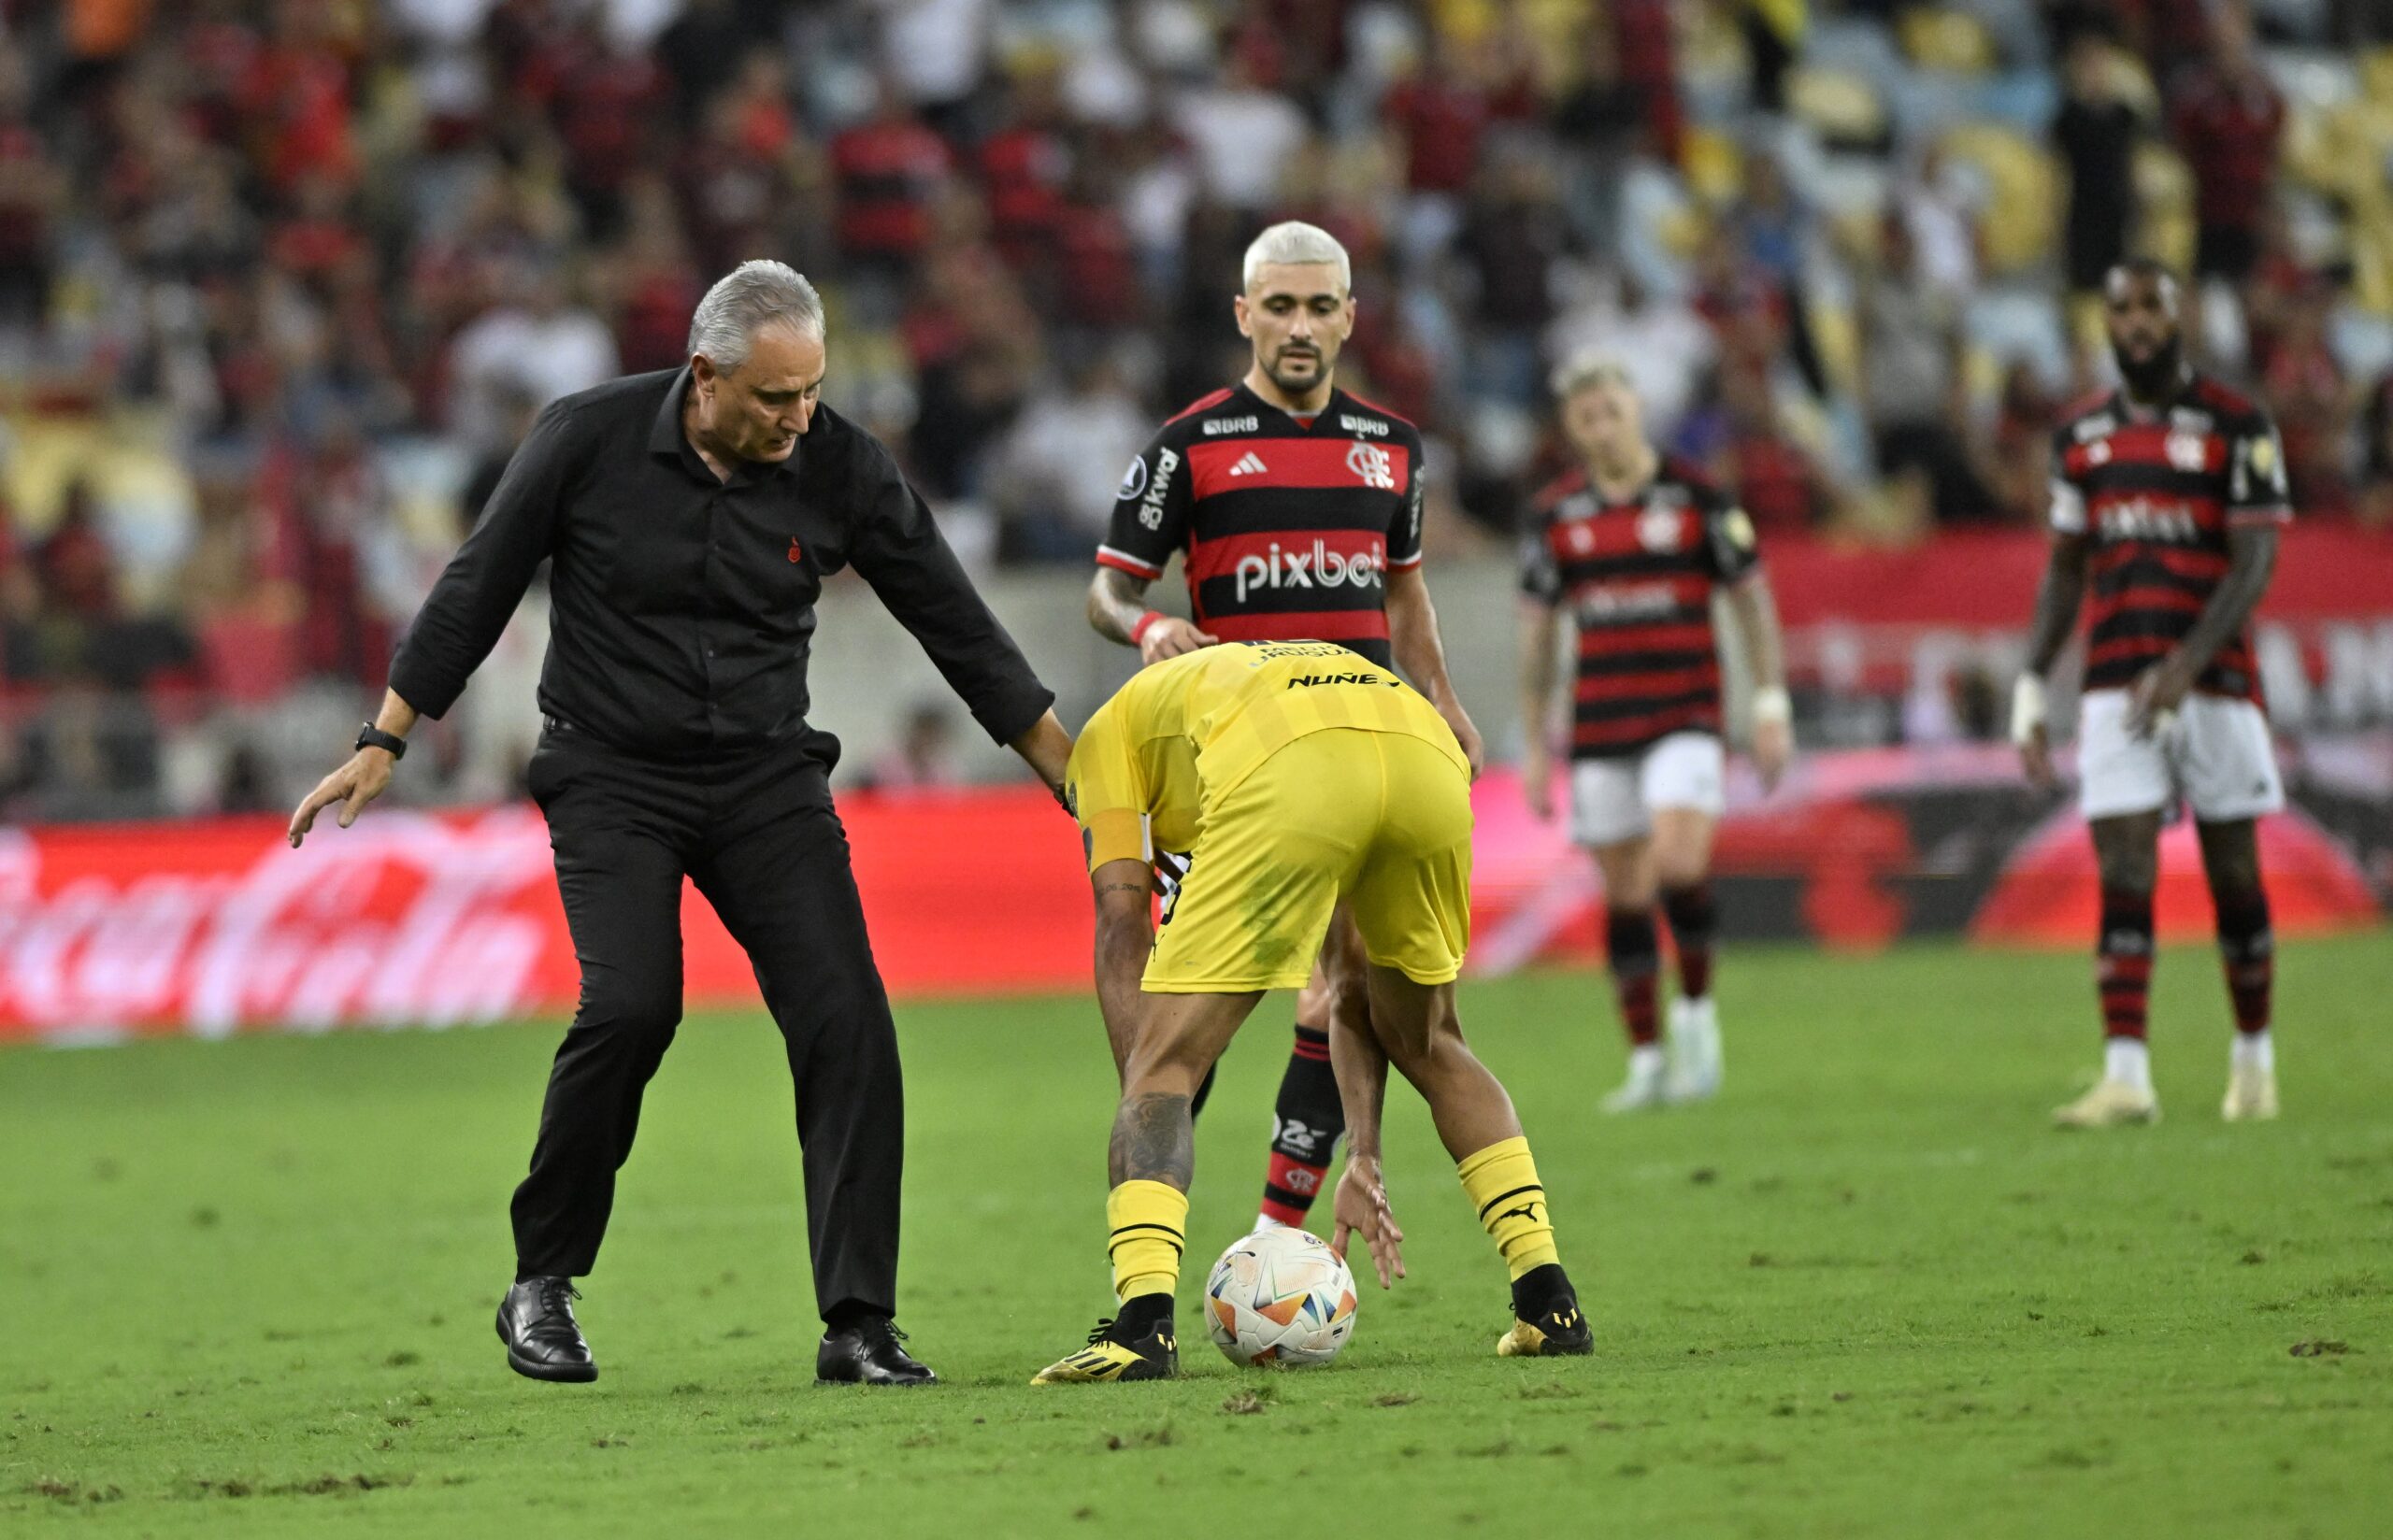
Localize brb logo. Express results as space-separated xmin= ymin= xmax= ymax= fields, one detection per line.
xmin=1346 ymin=441 xmax=1397 ymax=491
xmin=1233 ymin=540 xmax=1387 ymax=603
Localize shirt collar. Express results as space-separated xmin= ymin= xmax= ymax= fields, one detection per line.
xmin=649 ymin=366 xmax=799 ymax=484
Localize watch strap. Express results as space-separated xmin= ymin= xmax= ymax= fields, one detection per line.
xmin=356 ymin=722 xmax=408 ymax=761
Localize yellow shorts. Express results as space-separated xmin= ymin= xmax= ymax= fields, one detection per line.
xmin=1142 ymin=728 xmax=1472 ymax=993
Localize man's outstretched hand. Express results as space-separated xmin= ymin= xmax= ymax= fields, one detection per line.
xmin=288 ymin=749 xmax=395 ymax=848
xmin=1329 ymin=1155 xmax=1406 ymax=1289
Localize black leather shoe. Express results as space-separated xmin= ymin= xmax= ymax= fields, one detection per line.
xmin=815 ymin=1317 xmax=938 ymax=1386
xmin=496 ymin=1276 xmax=597 ymax=1383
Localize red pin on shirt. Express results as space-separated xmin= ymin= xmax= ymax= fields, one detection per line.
xmin=787 ymin=536 xmax=803 ymax=563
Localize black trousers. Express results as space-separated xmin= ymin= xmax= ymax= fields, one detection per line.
xmin=510 ymin=724 xmax=903 ymax=1323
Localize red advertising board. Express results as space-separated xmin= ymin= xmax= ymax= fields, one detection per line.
xmin=1 ymin=760 xmax=2377 ymax=1044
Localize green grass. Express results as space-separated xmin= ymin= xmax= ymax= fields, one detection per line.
xmin=4 ymin=935 xmax=2392 ymax=1538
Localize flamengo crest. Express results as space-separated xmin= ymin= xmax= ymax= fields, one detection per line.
xmin=1346 ymin=441 xmax=1396 ymax=490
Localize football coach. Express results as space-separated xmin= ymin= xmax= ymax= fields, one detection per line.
xmin=288 ymin=260 xmax=1071 ymax=1389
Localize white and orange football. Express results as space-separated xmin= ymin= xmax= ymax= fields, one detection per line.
xmin=1203 ymin=1227 xmax=1358 ymax=1367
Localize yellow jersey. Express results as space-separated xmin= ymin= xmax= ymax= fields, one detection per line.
xmin=1066 ymin=642 xmax=1466 ymax=872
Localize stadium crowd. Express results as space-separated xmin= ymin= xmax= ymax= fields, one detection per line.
xmin=1 ymin=0 xmax=2390 ymax=820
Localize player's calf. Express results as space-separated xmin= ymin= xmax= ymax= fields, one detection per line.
xmin=1258 ymin=1023 xmax=1342 ymax=1228
xmin=2214 ymin=879 xmax=2278 ymax=1121
xmin=1456 ymin=1138 xmax=1593 ymax=1358
xmin=2056 ymin=877 xmax=2160 ymax=1127
xmin=1600 ymin=905 xmax=1668 ymax=1112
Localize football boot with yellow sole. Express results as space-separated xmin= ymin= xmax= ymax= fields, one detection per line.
xmin=1031 ymin=1316 xmax=1179 ymax=1385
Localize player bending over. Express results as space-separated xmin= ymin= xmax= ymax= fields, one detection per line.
xmin=1519 ymin=357 xmax=1790 ymax=1112
xmin=2015 ymin=260 xmax=2288 ymax=1128
xmin=1033 ymin=642 xmax=1589 ymax=1383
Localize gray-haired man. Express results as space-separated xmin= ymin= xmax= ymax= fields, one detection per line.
xmin=290 ymin=261 xmax=1073 ymax=1386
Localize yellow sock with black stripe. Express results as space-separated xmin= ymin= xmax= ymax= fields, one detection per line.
xmin=1457 ymin=1136 xmax=1560 ymax=1280
xmin=1106 ymin=1180 xmax=1189 ymax=1304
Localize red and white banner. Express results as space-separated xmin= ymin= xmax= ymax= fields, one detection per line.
xmin=1 ymin=752 xmax=2379 ymax=1044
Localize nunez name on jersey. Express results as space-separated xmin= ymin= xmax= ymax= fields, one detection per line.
xmin=2049 ymin=372 xmax=2290 ymax=703
xmin=1519 ymin=458 xmax=1761 ymax=759
xmin=1096 ymin=384 xmax=1425 ymax=667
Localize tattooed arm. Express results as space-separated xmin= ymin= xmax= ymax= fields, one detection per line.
xmin=1091 ymin=858 xmax=1154 ymax=1080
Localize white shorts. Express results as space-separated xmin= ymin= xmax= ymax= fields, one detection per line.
xmin=1569 ymin=732 xmax=1726 ymax=848
xmin=2077 ymin=689 xmax=2284 ymax=823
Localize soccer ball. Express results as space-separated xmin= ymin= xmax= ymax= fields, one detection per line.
xmin=1203 ymin=1227 xmax=1358 ymax=1367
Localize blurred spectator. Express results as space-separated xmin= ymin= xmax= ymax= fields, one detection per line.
xmin=2255 ymin=275 xmax=2355 ymax=520
xmin=446 ymin=263 xmax=622 ymax=449
xmin=2052 ymin=30 xmax=2142 ymax=297
xmin=1896 ymin=145 xmax=1981 ymax=308
xmin=861 ymin=702 xmax=960 ymax=793
xmin=1858 ymin=214 xmax=1992 ymax=525
xmin=987 ymin=349 xmax=1150 ymax=563
xmin=2168 ymin=1 xmax=2284 ymax=289
xmin=1704 ymin=358 xmax=1841 ymax=535
xmin=871 ymin=0 xmax=993 ymax=141
xmin=600 ymin=176 xmax=708 ymax=375
xmin=1551 ymin=16 xmax=1642 ymax=250
xmin=2362 ymin=374 xmax=2393 ymax=529
xmin=1974 ymin=360 xmax=2062 ymax=526
xmin=1457 ymin=148 xmax=1569 ymax=404
xmin=832 ymin=76 xmax=955 ymax=280
xmin=979 ymin=60 xmax=1074 ymax=275
xmin=0 ymin=42 xmax=63 ymax=334
xmin=1173 ymin=55 xmax=1307 ymax=216
xmin=903 ymin=238 xmax=1042 ymax=499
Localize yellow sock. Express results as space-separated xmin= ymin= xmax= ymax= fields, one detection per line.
xmin=1457 ymin=1136 xmax=1561 ymax=1280
xmin=1106 ymin=1180 xmax=1189 ymax=1303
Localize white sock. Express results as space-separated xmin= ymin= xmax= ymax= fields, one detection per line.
xmin=2105 ymin=1036 xmax=2152 ymax=1091
xmin=2232 ymin=1030 xmax=2274 ymax=1075
xmin=1627 ymin=1044 xmax=1666 ymax=1080
xmin=1253 ymin=1214 xmax=1290 ymax=1232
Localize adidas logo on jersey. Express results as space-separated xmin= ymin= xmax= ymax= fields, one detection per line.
xmin=1228 ymin=451 xmax=1268 ymax=477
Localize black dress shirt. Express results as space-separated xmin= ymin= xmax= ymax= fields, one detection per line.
xmin=390 ymin=367 xmax=1053 ymax=763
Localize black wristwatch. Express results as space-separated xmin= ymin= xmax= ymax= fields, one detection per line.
xmin=355 ymin=722 xmax=408 ymax=761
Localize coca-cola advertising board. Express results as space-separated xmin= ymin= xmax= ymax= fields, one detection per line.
xmin=0 ymin=753 xmax=2379 ymax=1045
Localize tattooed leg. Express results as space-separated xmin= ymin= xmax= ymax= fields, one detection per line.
xmin=1111 ymin=990 xmax=1263 ymax=1191
xmin=1109 ymin=1092 xmax=1196 ymax=1188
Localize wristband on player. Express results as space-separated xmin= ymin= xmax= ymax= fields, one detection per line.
xmin=1751 ymin=685 xmax=1792 ymax=729
xmin=2010 ymin=675 xmax=2047 ymax=747
xmin=1129 ymin=610 xmax=1166 ymax=647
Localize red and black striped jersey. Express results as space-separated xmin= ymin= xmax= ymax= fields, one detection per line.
xmin=2049 ymin=372 xmax=2289 ymax=703
xmin=1096 ymin=383 xmax=1425 ymax=668
xmin=1519 ymin=457 xmax=1761 ymax=760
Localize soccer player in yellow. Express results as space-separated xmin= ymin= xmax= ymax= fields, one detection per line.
xmin=1032 ymin=642 xmax=1592 ymax=1383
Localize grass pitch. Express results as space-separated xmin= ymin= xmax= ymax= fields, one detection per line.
xmin=4 ymin=934 xmax=2391 ymax=1537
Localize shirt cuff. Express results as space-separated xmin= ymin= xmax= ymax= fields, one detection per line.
xmin=385 ymin=652 xmax=462 ymax=722
xmin=967 ymin=677 xmax=1057 ymax=747
xmin=1096 ymin=545 xmax=1165 ymax=578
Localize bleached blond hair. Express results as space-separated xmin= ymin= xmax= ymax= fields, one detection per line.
xmin=1241 ymin=221 xmax=1352 ymax=294
xmin=1550 ymin=352 xmax=1636 ymax=401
